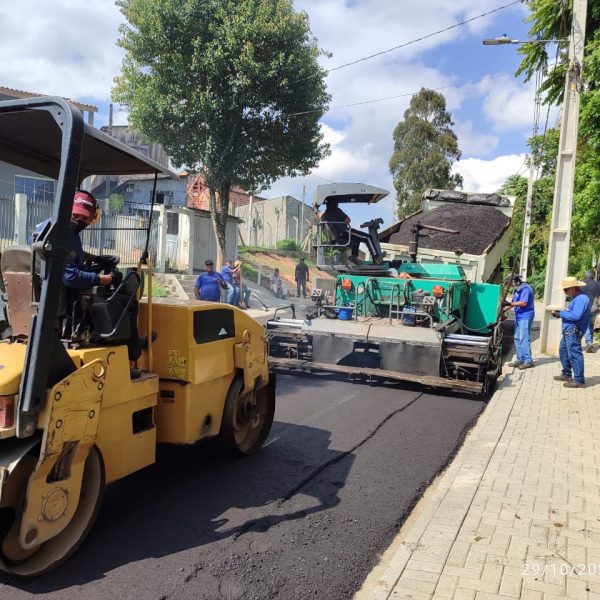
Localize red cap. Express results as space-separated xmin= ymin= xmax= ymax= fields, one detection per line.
xmin=72 ymin=191 xmax=97 ymax=219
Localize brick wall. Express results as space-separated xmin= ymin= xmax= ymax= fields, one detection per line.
xmin=186 ymin=174 xmax=255 ymax=211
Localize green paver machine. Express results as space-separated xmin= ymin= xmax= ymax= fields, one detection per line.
xmin=267 ymin=183 xmax=504 ymax=396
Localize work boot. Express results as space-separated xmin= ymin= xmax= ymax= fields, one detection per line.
xmin=518 ymin=362 xmax=534 ymax=370
xmin=348 ymin=256 xmax=361 ymax=266
xmin=508 ymin=360 xmax=522 ymax=368
xmin=554 ymin=374 xmax=572 ymax=382
xmin=564 ymin=381 xmax=585 ymax=388
xmin=374 ymin=255 xmax=384 ymax=265
xmin=586 ymin=344 xmax=594 ymax=353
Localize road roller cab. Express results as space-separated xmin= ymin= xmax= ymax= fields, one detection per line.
xmin=0 ymin=97 xmax=275 ymax=577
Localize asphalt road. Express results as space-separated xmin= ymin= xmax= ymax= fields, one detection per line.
xmin=0 ymin=375 xmax=485 ymax=600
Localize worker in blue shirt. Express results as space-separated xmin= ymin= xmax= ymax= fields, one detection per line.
xmin=32 ymin=191 xmax=113 ymax=289
xmin=194 ymin=259 xmax=226 ymax=301
xmin=505 ymin=275 xmax=535 ymax=370
xmin=551 ymin=276 xmax=591 ymax=388
xmin=221 ymin=258 xmax=240 ymax=305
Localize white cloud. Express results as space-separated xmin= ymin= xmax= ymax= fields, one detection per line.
xmin=453 ymin=154 xmax=528 ymax=193
xmin=482 ymin=77 xmax=537 ymax=130
xmin=1 ymin=0 xmax=530 ymax=217
xmin=0 ymin=0 xmax=124 ymax=101
xmin=454 ymin=120 xmax=499 ymax=156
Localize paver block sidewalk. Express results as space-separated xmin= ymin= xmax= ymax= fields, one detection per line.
xmin=357 ymin=343 xmax=600 ymax=599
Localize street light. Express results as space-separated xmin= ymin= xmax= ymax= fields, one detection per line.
xmin=482 ymin=36 xmax=566 ymax=45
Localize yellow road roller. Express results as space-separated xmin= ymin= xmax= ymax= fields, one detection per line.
xmin=0 ymin=97 xmax=275 ymax=576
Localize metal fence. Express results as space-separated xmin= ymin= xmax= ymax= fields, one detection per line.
xmin=81 ymin=200 xmax=158 ymax=266
xmin=26 ymin=198 xmax=53 ymax=240
xmin=0 ymin=197 xmax=15 ymax=251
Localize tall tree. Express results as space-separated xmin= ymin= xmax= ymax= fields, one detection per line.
xmin=113 ymin=0 xmax=330 ymax=266
xmin=389 ymin=88 xmax=463 ymax=218
xmin=511 ymin=1 xmax=600 ymax=279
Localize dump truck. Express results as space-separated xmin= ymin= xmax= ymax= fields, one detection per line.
xmin=379 ymin=189 xmax=514 ymax=284
xmin=0 ymin=97 xmax=275 ymax=577
xmin=267 ymin=183 xmax=504 ymax=396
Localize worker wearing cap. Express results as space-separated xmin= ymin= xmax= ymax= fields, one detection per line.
xmin=195 ymin=259 xmax=226 ymax=301
xmin=582 ymin=271 xmax=600 ymax=352
xmin=505 ymin=275 xmax=535 ymax=370
xmin=33 ymin=191 xmax=113 ymax=289
xmin=551 ymin=277 xmax=591 ymax=388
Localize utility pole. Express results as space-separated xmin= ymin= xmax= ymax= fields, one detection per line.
xmin=300 ymin=185 xmax=306 ymax=247
xmin=540 ymin=0 xmax=588 ymax=354
xmin=519 ymin=162 xmax=536 ymax=280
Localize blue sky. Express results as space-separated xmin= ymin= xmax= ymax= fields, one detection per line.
xmin=0 ymin=0 xmax=546 ymax=227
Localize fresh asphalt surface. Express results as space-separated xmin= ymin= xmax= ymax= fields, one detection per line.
xmin=0 ymin=374 xmax=485 ymax=600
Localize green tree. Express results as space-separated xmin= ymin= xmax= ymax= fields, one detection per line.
xmin=108 ymin=193 xmax=125 ymax=213
xmin=113 ymin=0 xmax=330 ymax=266
xmin=500 ymin=128 xmax=559 ymax=296
xmin=389 ymin=88 xmax=463 ymax=218
xmin=516 ymin=1 xmax=600 ymax=106
xmin=512 ymin=2 xmax=600 ymax=279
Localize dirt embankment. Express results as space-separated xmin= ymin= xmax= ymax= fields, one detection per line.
xmin=241 ymin=251 xmax=334 ymax=290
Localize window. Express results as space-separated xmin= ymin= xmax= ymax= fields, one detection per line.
xmin=167 ymin=212 xmax=179 ymax=235
xmin=14 ymin=176 xmax=55 ymax=203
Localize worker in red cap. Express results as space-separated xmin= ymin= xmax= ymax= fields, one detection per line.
xmin=33 ymin=191 xmax=113 ymax=289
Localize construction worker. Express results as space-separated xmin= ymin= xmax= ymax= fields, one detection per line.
xmin=320 ymin=199 xmax=383 ymax=265
xmin=505 ymin=275 xmax=535 ymax=370
xmin=33 ymin=191 xmax=113 ymax=288
xmin=551 ymin=276 xmax=590 ymax=388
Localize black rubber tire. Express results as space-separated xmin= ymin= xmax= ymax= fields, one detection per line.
xmin=0 ymin=446 xmax=105 ymax=578
xmin=219 ymin=374 xmax=276 ymax=456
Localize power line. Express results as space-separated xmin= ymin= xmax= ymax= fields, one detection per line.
xmin=288 ymin=73 xmax=512 ymax=117
xmin=295 ymin=0 xmax=524 ymax=83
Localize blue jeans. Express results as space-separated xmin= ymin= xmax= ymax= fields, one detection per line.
xmin=225 ymin=282 xmax=236 ymax=305
xmin=584 ymin=313 xmax=597 ymax=345
xmin=559 ymin=326 xmax=585 ymax=384
xmin=514 ymin=318 xmax=533 ymax=364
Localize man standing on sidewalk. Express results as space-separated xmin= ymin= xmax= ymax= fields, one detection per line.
xmin=295 ymin=257 xmax=310 ymax=298
xmin=221 ymin=258 xmax=240 ymax=305
xmin=551 ymin=276 xmax=591 ymax=388
xmin=506 ymin=275 xmax=535 ymax=370
xmin=582 ymin=271 xmax=600 ymax=352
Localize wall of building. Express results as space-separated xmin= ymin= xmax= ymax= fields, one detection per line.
xmin=235 ymin=195 xmax=314 ymax=248
xmin=190 ymin=211 xmax=238 ymax=271
xmin=101 ymin=126 xmax=170 ymax=168
xmin=0 ymin=162 xmax=55 ymax=201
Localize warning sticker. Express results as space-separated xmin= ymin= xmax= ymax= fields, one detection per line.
xmin=168 ymin=367 xmax=186 ymax=379
xmin=168 ymin=356 xmax=187 ymax=367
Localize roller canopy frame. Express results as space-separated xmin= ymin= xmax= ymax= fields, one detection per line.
xmin=0 ymin=97 xmax=175 ymax=438
xmin=312 ymin=183 xmax=389 ymax=210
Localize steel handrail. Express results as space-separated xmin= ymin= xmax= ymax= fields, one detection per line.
xmin=389 ymin=283 xmax=402 ymax=325
xmin=314 ymin=222 xmax=352 ymax=248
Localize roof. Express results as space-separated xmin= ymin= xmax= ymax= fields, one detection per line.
xmin=0 ymin=85 xmax=98 ymax=113
xmin=0 ymin=97 xmax=176 ymax=180
xmin=312 ymin=183 xmax=389 ymax=210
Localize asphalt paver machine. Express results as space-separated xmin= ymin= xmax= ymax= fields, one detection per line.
xmin=267 ymin=183 xmax=503 ymax=396
xmin=0 ymin=97 xmax=275 ymax=576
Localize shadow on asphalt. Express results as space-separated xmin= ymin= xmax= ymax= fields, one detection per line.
xmin=2 ymin=421 xmax=354 ymax=593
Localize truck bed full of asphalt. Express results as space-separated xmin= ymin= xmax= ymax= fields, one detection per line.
xmin=387 ymin=204 xmax=510 ymax=255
